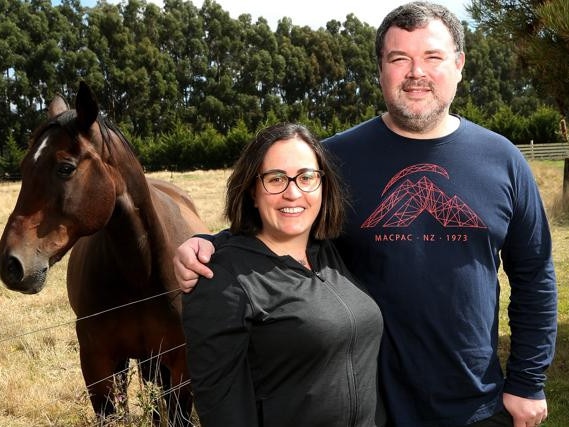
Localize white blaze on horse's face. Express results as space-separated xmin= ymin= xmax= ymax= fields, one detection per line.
xmin=33 ymin=136 xmax=50 ymax=163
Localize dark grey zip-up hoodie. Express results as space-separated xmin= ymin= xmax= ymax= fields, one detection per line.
xmin=182 ymin=235 xmax=385 ymax=427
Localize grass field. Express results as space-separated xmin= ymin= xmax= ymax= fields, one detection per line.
xmin=0 ymin=164 xmax=567 ymax=426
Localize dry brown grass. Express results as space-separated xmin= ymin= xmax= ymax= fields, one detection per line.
xmin=148 ymin=169 xmax=231 ymax=233
xmin=0 ymin=170 xmax=228 ymax=426
xmin=0 ymin=164 xmax=567 ymax=426
xmin=1 ymin=181 xmax=88 ymax=426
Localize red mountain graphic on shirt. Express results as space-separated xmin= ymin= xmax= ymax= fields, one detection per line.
xmin=361 ymin=163 xmax=487 ymax=229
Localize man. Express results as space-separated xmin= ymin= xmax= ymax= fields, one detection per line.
xmin=174 ymin=2 xmax=557 ymax=426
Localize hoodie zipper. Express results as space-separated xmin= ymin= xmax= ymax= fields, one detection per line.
xmin=301 ymin=254 xmax=358 ymax=425
xmin=267 ymin=244 xmax=361 ymax=425
xmin=320 ymin=276 xmax=359 ymax=426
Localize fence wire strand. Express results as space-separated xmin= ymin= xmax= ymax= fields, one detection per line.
xmin=1 ymin=285 xmax=193 ymax=421
xmin=0 ymin=288 xmax=182 ymax=345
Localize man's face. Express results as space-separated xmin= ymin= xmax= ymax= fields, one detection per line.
xmin=379 ymin=19 xmax=465 ymax=134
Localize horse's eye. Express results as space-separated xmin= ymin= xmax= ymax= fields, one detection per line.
xmin=56 ymin=162 xmax=76 ymax=178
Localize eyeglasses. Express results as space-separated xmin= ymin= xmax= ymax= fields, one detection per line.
xmin=257 ymin=168 xmax=324 ymax=195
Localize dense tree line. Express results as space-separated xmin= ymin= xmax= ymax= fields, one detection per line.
xmin=469 ymin=0 xmax=569 ymax=118
xmin=0 ymin=0 xmax=565 ymax=173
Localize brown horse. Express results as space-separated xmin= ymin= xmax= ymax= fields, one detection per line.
xmin=0 ymin=82 xmax=209 ymax=425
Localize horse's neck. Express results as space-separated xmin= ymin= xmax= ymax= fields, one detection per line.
xmin=101 ymin=191 xmax=151 ymax=282
xmin=107 ymin=180 xmax=178 ymax=287
xmin=87 ymin=136 xmax=175 ymax=289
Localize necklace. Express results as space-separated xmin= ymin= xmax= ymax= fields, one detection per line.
xmin=256 ymin=234 xmax=309 ymax=268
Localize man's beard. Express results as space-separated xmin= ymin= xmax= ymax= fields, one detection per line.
xmin=390 ymin=103 xmax=448 ymax=133
xmin=388 ymin=81 xmax=453 ymax=134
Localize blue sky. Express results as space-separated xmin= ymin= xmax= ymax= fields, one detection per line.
xmin=51 ymin=0 xmax=471 ymax=30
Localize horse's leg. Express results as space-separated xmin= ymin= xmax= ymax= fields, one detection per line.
xmin=79 ymin=347 xmax=118 ymax=418
xmin=76 ymin=327 xmax=127 ymax=421
xmin=163 ymin=352 xmax=193 ymax=426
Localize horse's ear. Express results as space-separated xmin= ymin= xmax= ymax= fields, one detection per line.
xmin=75 ymin=81 xmax=99 ymax=133
xmin=47 ymin=94 xmax=69 ymax=119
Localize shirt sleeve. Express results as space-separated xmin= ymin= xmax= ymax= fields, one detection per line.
xmin=193 ymin=229 xmax=232 ymax=247
xmin=501 ymin=160 xmax=558 ymax=399
xmin=182 ymin=264 xmax=258 ymax=427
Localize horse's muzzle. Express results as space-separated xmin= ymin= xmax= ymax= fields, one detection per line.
xmin=0 ymin=254 xmax=47 ymax=294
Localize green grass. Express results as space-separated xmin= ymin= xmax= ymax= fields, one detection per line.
xmin=542 ymin=222 xmax=569 ymax=426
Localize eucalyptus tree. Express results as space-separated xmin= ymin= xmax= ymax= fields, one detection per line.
xmin=469 ymin=0 xmax=569 ymax=117
xmin=0 ymin=0 xmax=69 ymax=147
xmin=286 ymin=24 xmax=327 ymax=118
xmin=197 ymin=0 xmax=243 ymax=132
xmin=522 ymin=0 xmax=569 ymax=117
xmin=19 ymin=0 xmax=62 ymax=109
xmin=161 ymin=0 xmax=206 ymax=125
xmin=233 ymin=15 xmax=285 ymax=130
xmin=275 ymin=17 xmax=312 ymax=112
xmin=123 ymin=0 xmax=179 ymax=135
xmin=332 ymin=14 xmax=381 ymax=125
xmin=80 ymin=0 xmax=166 ymax=136
xmin=0 ymin=0 xmax=25 ymax=151
xmin=456 ymin=24 xmax=539 ymax=118
xmin=302 ymin=26 xmax=346 ymax=125
xmin=457 ymin=25 xmax=507 ymax=115
xmin=85 ymin=1 xmax=132 ymax=122
xmin=55 ymin=0 xmax=103 ymax=96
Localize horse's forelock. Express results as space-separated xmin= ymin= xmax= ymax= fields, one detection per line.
xmin=29 ymin=111 xmax=71 ymax=150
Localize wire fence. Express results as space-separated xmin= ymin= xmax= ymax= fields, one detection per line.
xmin=0 ymin=286 xmax=194 ymax=426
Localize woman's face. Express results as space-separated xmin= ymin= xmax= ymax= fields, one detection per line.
xmin=253 ymin=137 xmax=322 ymax=244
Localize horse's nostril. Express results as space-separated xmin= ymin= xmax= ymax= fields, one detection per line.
xmin=2 ymin=256 xmax=24 ymax=285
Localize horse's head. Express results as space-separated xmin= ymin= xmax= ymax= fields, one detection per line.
xmin=0 ymin=82 xmax=122 ymax=293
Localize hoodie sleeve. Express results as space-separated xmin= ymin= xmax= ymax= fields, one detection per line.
xmin=182 ymin=264 xmax=258 ymax=427
xmin=501 ymin=160 xmax=557 ymax=399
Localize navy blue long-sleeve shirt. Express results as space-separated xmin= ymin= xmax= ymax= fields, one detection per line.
xmin=325 ymin=116 xmax=557 ymax=427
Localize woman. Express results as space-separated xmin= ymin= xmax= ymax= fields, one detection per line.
xmin=182 ymin=123 xmax=385 ymax=427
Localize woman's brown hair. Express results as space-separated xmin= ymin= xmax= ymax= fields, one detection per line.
xmin=225 ymin=123 xmax=345 ymax=240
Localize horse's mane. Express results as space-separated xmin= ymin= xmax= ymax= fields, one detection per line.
xmin=97 ymin=115 xmax=138 ymax=159
xmin=31 ymin=110 xmax=138 ymax=164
